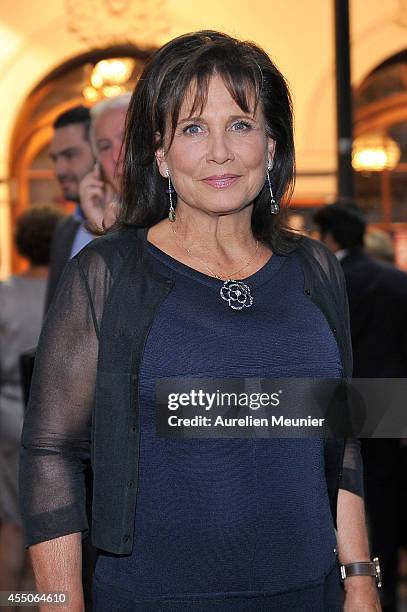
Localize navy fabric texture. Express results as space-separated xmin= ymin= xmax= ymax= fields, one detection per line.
xmin=94 ymin=245 xmax=344 ymax=609
xmin=93 ymin=561 xmax=344 ymax=611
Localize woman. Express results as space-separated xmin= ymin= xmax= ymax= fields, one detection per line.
xmin=20 ymin=32 xmax=381 ymax=611
xmin=0 ymin=205 xmax=60 ymax=603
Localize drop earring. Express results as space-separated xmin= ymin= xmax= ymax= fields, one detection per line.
xmin=166 ymin=168 xmax=176 ymax=222
xmin=267 ymin=160 xmax=279 ymax=215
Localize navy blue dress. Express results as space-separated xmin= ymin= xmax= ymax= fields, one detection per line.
xmin=93 ymin=245 xmax=345 ymax=611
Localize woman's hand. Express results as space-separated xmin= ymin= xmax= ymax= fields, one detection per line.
xmin=343 ymin=576 xmax=382 ymax=611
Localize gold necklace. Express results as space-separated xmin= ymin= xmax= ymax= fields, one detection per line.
xmin=170 ymin=223 xmax=258 ymax=310
xmin=170 ymin=225 xmax=259 ymax=280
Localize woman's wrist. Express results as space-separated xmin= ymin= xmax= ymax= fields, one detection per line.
xmin=343 ymin=574 xmax=377 ymax=592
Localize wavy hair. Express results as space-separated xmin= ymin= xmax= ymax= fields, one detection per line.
xmin=120 ymin=30 xmax=297 ymax=253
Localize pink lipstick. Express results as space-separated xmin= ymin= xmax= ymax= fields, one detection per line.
xmin=202 ymin=174 xmax=240 ymax=189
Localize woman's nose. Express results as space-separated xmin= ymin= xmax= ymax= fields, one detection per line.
xmin=206 ymin=131 xmax=234 ymax=164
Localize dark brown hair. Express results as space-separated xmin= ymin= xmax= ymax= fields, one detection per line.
xmin=15 ymin=205 xmax=62 ymax=266
xmin=313 ymin=203 xmax=366 ymax=250
xmin=121 ymin=30 xmax=297 ymax=253
xmin=53 ymin=105 xmax=91 ymax=141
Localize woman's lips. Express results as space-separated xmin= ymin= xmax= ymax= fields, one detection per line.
xmin=202 ymin=175 xmax=240 ymax=189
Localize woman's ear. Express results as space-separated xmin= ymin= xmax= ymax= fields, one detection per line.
xmin=155 ymin=133 xmax=168 ymax=178
xmin=267 ymin=138 xmax=276 ymax=167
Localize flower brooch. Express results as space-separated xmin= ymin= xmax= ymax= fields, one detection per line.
xmin=219 ymin=280 xmax=254 ymax=310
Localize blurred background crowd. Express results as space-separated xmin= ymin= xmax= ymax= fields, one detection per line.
xmin=1 ymin=1 xmax=407 ymax=610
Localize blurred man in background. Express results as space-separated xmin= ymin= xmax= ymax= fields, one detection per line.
xmin=46 ymin=95 xmax=131 ymax=309
xmin=314 ymin=202 xmax=407 ymax=612
xmin=79 ymin=93 xmax=131 ymax=233
xmin=46 ymin=106 xmax=95 ymax=309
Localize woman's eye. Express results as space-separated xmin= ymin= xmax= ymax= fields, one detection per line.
xmin=183 ymin=124 xmax=203 ymax=135
xmin=231 ymin=121 xmax=252 ymax=131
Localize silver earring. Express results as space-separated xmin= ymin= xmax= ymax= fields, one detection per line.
xmin=267 ymin=160 xmax=279 ymax=215
xmin=166 ymin=168 xmax=176 ymax=222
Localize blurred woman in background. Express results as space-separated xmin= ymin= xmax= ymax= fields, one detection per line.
xmin=0 ymin=205 xmax=61 ymax=603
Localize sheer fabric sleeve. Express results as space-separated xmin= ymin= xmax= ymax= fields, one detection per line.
xmin=341 ymin=438 xmax=364 ymax=497
xmin=337 ymin=259 xmax=364 ymax=498
xmin=302 ymin=237 xmax=364 ymax=498
xmin=19 ymin=256 xmax=100 ymax=547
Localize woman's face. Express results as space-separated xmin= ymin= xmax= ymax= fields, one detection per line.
xmin=156 ymin=74 xmax=275 ymax=217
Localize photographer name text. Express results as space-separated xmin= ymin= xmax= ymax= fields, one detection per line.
xmin=167 ymin=415 xmax=325 ymax=428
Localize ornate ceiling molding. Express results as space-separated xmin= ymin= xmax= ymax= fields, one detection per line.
xmin=65 ymin=0 xmax=170 ymax=48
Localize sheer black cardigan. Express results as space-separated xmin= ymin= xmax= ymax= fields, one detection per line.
xmin=19 ymin=228 xmax=363 ymax=553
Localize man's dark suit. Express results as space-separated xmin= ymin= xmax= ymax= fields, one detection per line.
xmin=45 ymin=215 xmax=81 ymax=311
xmin=341 ymin=248 xmax=407 ymax=612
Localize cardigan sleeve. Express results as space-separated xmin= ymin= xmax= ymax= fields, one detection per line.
xmin=337 ymin=259 xmax=364 ymax=498
xmin=341 ymin=439 xmax=364 ymax=496
xmin=324 ymin=243 xmax=364 ymax=498
xmin=297 ymin=236 xmax=364 ymax=499
xmin=19 ymin=255 xmax=101 ymax=547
